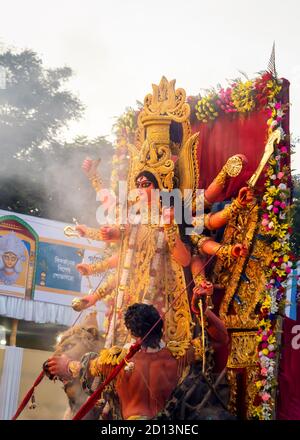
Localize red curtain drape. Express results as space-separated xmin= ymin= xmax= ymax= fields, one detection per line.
xmin=192 ymin=109 xmax=269 ymax=199
xmin=191 ymin=79 xmax=290 ymax=200
xmin=277 ymin=306 xmax=300 ymax=420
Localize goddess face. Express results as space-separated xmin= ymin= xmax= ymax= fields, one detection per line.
xmin=135 ymin=175 xmax=156 ymax=204
xmin=2 ymin=252 xmax=18 ymax=269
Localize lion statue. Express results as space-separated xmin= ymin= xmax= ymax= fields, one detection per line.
xmin=45 ymin=312 xmax=104 ymax=419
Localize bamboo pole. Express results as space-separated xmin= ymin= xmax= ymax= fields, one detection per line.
xmin=9 ymin=319 xmax=18 ymax=346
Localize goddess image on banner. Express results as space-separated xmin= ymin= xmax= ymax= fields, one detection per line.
xmin=0 ymin=232 xmax=28 ymax=292
xmin=0 ymin=215 xmax=38 ymax=299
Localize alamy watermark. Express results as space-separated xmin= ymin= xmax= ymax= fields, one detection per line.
xmin=291 ymin=325 xmax=300 ymax=350
xmin=94 ymin=181 xmax=205 ymax=235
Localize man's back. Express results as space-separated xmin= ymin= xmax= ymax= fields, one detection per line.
xmin=116 ymin=347 xmax=179 ymax=420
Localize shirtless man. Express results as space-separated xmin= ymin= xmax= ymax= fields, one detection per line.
xmin=46 ymin=299 xmax=228 ymax=420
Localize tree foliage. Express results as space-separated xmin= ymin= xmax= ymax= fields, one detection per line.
xmin=0 ymin=49 xmax=83 ymax=161
xmin=0 ymin=48 xmax=113 ymax=225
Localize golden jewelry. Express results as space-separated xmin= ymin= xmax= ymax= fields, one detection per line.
xmin=89 ymin=174 xmax=102 ymax=193
xmin=167 ymin=340 xmax=191 ymax=359
xmin=191 ymin=338 xmax=203 ymax=361
xmin=224 ymin=155 xmax=243 ymax=177
xmin=194 ymin=273 xmax=206 ymax=285
xmin=219 ymin=204 xmax=232 ymax=220
xmin=215 ymin=244 xmax=233 ymax=265
xmin=164 ymin=223 xmax=178 ymax=251
xmin=198 ymin=236 xmax=212 ymax=255
xmin=89 ymin=259 xmax=110 ymax=275
xmin=191 ymin=215 xmax=204 ymax=229
xmin=190 ymin=234 xmax=199 ymax=246
xmin=190 ymin=234 xmax=212 ymax=256
xmin=85 ymin=227 xmax=104 ymax=241
xmin=68 ymin=361 xmax=81 ymax=378
xmin=213 ymin=155 xmax=244 ymax=187
xmin=233 ymin=197 xmax=245 ymax=210
xmin=204 ymin=213 xmax=213 ymax=229
xmin=89 ymin=358 xmax=101 ymax=376
xmin=94 ymin=286 xmax=107 ymax=300
xmin=94 ymin=274 xmax=116 ymax=300
xmin=214 ymin=167 xmax=228 ymax=187
xmin=192 ymin=193 xmax=211 ymax=213
xmin=219 ymin=198 xmax=245 ymax=221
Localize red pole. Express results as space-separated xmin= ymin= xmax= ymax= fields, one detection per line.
xmin=12 ymin=371 xmax=45 ymax=420
xmin=73 ymin=341 xmax=141 ymax=420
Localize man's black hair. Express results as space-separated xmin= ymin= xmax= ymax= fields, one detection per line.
xmin=124 ymin=303 xmax=163 ymax=348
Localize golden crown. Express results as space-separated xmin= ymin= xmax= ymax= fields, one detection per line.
xmin=129 ymin=77 xmax=193 ymax=191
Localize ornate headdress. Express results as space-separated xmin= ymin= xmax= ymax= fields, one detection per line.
xmin=128 ymin=77 xmax=199 ymax=195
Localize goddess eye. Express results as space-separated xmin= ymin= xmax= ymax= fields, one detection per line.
xmin=136 ymin=181 xmax=152 ymax=188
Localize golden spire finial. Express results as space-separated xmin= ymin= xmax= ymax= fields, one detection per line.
xmin=141 ymin=76 xmax=190 ymax=124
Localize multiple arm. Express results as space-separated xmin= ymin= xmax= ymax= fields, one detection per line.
xmin=164 ymin=222 xmax=191 ymax=267
xmin=75 ymin=224 xmax=122 ymax=242
xmin=162 ymin=207 xmax=191 ymax=267
xmin=203 ymin=154 xmax=248 ymax=207
xmin=76 ymin=253 xmax=119 ymax=276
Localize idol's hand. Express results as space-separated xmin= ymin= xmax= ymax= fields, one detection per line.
xmin=72 ymin=294 xmax=98 ymax=311
xmin=191 ymin=281 xmax=213 ymax=315
xmin=46 ymin=354 xmax=71 ymax=380
xmin=193 ymin=280 xmax=213 ymax=297
xmin=82 ymin=157 xmax=101 ymax=178
xmin=99 ymin=226 xmax=114 ymax=241
xmin=75 ymin=224 xmax=88 ymax=237
xmin=76 ymin=263 xmax=92 ymax=276
xmin=237 ymin=187 xmax=254 ymax=206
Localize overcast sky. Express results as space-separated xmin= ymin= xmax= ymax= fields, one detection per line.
xmin=1 ymin=0 xmax=299 ymax=171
